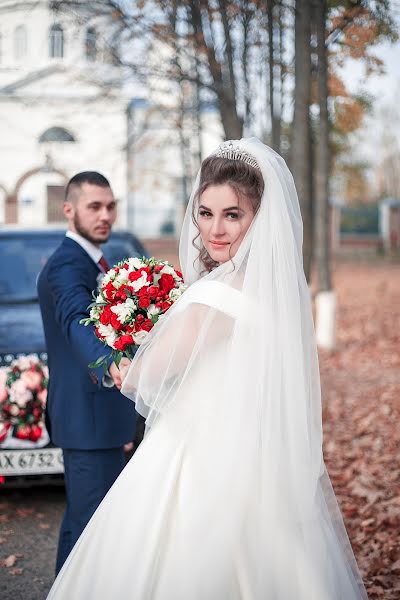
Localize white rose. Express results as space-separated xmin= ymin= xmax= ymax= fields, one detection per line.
xmin=160 ymin=264 xmax=176 ymax=276
xmin=106 ymin=332 xmax=118 ymax=347
xmin=90 ymin=305 xmax=101 ymax=319
xmin=133 ymin=330 xmax=149 ymax=345
xmin=98 ymin=323 xmax=115 ymax=339
xmin=9 ymin=379 xmax=33 ymax=406
xmin=147 ymin=305 xmax=160 ymax=317
xmin=102 ymin=268 xmax=116 ymax=286
xmin=111 ymin=298 xmax=136 ymax=324
xmin=131 ymin=273 xmax=149 ymax=292
xmin=12 ymin=355 xmax=37 ymax=370
xmin=9 ymin=404 xmax=20 ymax=416
xmin=128 ymin=257 xmax=146 ymax=269
xmin=113 ymin=271 xmax=131 ymax=289
xmin=169 ymin=288 xmax=184 ymax=301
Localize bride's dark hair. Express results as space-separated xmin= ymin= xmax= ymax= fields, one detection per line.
xmin=192 ymin=155 xmax=264 ymax=273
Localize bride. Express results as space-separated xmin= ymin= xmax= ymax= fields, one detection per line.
xmin=47 ymin=138 xmax=367 ymax=599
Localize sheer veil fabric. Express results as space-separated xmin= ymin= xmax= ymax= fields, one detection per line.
xmin=47 ymin=138 xmax=368 ymax=599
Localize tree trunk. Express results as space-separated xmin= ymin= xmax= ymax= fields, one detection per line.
xmin=267 ymin=0 xmax=281 ymax=152
xmin=314 ymin=0 xmax=331 ymax=292
xmin=291 ymin=0 xmax=313 ymax=280
xmin=314 ymin=0 xmax=335 ymax=350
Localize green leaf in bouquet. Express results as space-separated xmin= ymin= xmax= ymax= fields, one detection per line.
xmin=80 ymin=317 xmax=93 ymax=326
xmin=151 ymin=314 xmax=159 ymax=325
xmin=88 ymin=354 xmax=109 ymax=369
xmin=88 ymin=300 xmax=108 ymax=308
xmin=111 ymin=350 xmax=123 ymax=369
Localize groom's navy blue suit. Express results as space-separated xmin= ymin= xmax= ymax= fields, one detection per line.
xmin=37 ymin=236 xmax=136 ymax=574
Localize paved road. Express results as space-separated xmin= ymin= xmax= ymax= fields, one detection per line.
xmin=0 ymin=483 xmax=64 ymax=600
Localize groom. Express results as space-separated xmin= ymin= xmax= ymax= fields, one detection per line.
xmin=37 ymin=171 xmax=136 ymax=574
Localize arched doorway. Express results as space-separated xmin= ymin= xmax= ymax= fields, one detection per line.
xmin=13 ymin=164 xmax=68 ymax=226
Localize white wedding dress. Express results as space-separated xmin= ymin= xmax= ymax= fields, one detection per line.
xmin=47 ymin=283 xmax=366 ymax=600
xmin=47 ymin=138 xmax=367 ymax=599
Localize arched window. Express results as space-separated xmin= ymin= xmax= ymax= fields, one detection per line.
xmin=39 ymin=127 xmax=75 ymax=143
xmin=49 ymin=24 xmax=64 ymax=58
xmin=14 ymin=25 xmax=27 ymax=59
xmin=86 ymin=27 xmax=97 ymax=62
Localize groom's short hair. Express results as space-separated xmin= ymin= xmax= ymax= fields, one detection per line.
xmin=65 ymin=171 xmax=111 ymax=202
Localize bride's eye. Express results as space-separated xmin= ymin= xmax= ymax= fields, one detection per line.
xmin=226 ymin=212 xmax=239 ymax=220
xmin=199 ymin=210 xmax=212 ymax=218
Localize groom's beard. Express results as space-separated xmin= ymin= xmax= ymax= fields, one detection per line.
xmin=74 ymin=213 xmax=111 ymax=245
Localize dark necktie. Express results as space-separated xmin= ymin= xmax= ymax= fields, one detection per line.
xmin=98 ymin=256 xmax=110 ymax=273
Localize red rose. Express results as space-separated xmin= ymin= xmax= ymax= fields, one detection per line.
xmin=111 ymin=312 xmax=124 ymax=331
xmin=138 ymin=295 xmax=151 ymax=309
xmin=115 ymin=287 xmax=127 ymax=301
xmin=103 ymin=281 xmax=116 ymax=300
xmin=161 ymin=301 xmax=171 ymax=312
xmin=16 ymin=425 xmax=31 ymax=440
xmin=175 ymin=270 xmax=183 ymax=280
xmin=29 ymin=425 xmax=43 ymax=442
xmin=140 ymin=319 xmax=153 ymax=332
xmin=147 ymin=285 xmax=159 ymax=298
xmin=137 ymin=286 xmax=149 ymax=296
xmin=128 ymin=270 xmax=145 ymax=282
xmin=99 ymin=305 xmax=112 ymax=326
xmin=114 ymin=334 xmax=134 ymax=351
xmin=159 ymin=273 xmax=175 ymax=294
xmin=32 ymin=407 xmax=42 ymax=418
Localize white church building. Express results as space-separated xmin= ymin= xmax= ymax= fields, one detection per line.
xmin=0 ymin=0 xmax=222 ymax=237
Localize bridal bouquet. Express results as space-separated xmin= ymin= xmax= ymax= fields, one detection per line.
xmin=0 ymin=355 xmax=49 ymax=446
xmin=81 ymin=257 xmax=186 ymax=369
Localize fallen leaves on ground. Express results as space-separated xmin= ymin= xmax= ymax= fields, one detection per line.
xmin=318 ymin=261 xmax=400 ymax=599
xmin=1 ymin=553 xmax=23 ymax=568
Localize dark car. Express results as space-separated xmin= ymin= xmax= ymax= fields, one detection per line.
xmin=0 ymin=228 xmax=147 ymax=483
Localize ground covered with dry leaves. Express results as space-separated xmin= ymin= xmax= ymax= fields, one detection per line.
xmin=319 ymin=261 xmax=400 ymax=598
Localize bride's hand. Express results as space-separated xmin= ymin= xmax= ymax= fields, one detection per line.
xmin=109 ymin=358 xmax=132 ymax=390
xmin=118 ymin=357 xmax=132 ymax=386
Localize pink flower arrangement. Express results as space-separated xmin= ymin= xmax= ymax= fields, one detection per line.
xmin=0 ymin=355 xmax=48 ymax=444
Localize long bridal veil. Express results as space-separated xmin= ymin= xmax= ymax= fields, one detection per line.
xmin=121 ymin=137 xmax=367 ymax=598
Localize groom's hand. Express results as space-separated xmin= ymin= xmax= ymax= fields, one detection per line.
xmin=109 ymin=358 xmax=131 ymax=390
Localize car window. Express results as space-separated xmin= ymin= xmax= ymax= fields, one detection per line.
xmin=0 ymin=234 xmax=147 ymax=303
xmin=0 ymin=236 xmax=63 ymax=303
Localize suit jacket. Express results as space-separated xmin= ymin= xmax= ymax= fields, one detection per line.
xmin=37 ymin=236 xmax=136 ymax=450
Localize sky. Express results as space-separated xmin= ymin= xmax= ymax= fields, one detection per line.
xmin=342 ymin=33 xmax=400 ymax=166
xmin=342 ymin=40 xmax=400 ymax=108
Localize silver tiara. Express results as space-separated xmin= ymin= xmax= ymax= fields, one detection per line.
xmin=214 ymin=140 xmax=261 ymax=170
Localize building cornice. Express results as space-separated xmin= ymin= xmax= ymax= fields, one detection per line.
xmin=0 ymin=1 xmax=48 ymax=15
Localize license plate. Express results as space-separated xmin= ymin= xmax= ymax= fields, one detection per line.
xmin=0 ymin=447 xmax=64 ymax=476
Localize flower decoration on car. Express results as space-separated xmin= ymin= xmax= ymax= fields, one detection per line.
xmin=0 ymin=355 xmax=49 ymax=445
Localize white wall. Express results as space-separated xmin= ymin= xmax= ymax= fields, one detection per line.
xmin=0 ymin=93 xmax=128 ymax=227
